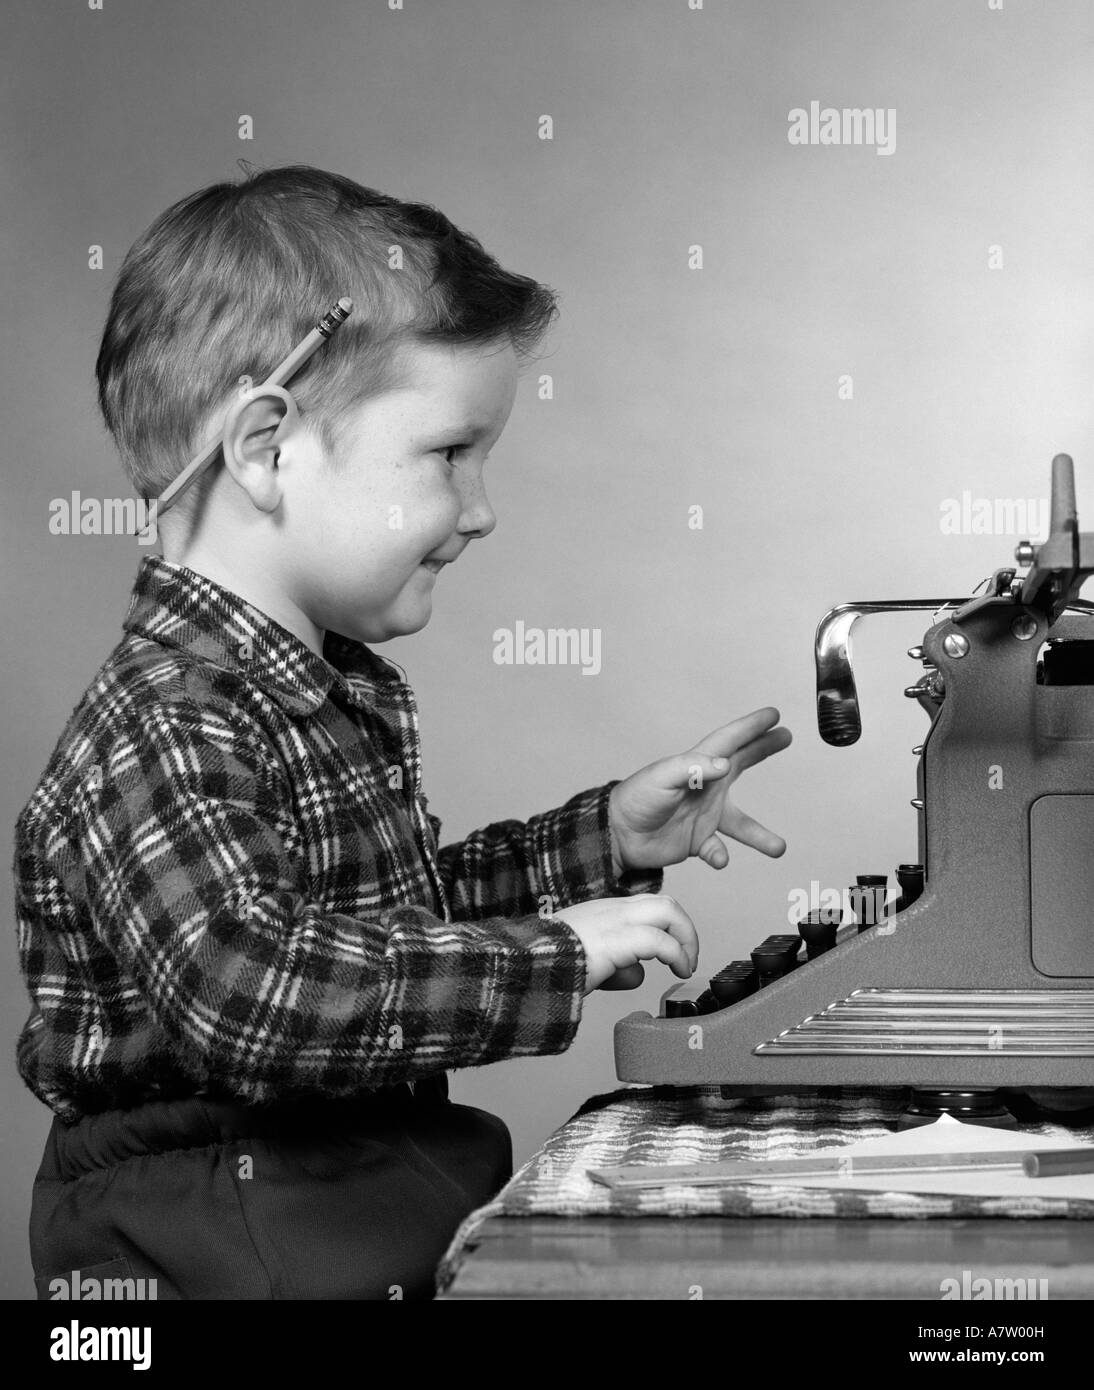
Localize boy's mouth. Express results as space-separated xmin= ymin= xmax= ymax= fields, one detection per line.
xmin=420 ymin=559 xmax=446 ymax=574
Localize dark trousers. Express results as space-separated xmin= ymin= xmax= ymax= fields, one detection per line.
xmin=29 ymin=1085 xmax=511 ymax=1300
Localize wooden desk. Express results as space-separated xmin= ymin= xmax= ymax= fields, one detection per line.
xmin=441 ymin=1215 xmax=1094 ymax=1299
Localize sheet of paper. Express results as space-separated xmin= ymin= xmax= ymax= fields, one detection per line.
xmin=742 ymin=1115 xmax=1094 ymax=1200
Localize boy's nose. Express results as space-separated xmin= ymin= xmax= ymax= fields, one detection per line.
xmin=457 ymin=478 xmax=496 ymax=539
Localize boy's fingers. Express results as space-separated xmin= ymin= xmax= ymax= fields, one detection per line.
xmin=721 ymin=807 xmax=786 ymax=858
xmin=692 ymin=708 xmax=783 ymax=761
xmin=632 ymin=924 xmax=692 ymax=979
xmin=600 ymin=963 xmax=645 ymax=991
xmin=697 ymin=832 xmax=729 ymax=868
xmin=646 ymin=719 xmax=791 ymax=795
xmin=664 ymin=752 xmax=733 ymax=789
xmin=724 ymin=725 xmax=793 ymax=775
xmin=631 ymin=896 xmax=699 ymax=972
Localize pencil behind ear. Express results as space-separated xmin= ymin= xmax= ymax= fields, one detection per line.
xmin=219 ymin=384 xmax=303 ymax=512
xmin=220 ymin=382 xmax=301 ymax=455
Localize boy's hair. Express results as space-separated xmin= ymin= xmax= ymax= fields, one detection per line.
xmin=95 ymin=163 xmax=558 ymax=504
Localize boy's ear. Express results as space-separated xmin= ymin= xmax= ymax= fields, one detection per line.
xmin=218 ymin=384 xmax=302 ymax=513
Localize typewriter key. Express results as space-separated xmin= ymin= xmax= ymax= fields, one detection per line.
xmin=661 ymin=979 xmax=720 ymax=1017
xmin=895 ymin=863 xmax=924 ymax=911
xmin=750 ymin=934 xmax=802 ymax=984
xmin=851 ymin=875 xmax=888 ymax=930
xmin=797 ymin=908 xmax=841 ymax=958
xmin=709 ymin=962 xmax=758 ymax=1005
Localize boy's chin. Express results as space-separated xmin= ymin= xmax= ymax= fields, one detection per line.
xmin=345 ymin=599 xmax=432 ymax=645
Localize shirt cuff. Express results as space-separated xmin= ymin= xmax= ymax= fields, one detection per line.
xmin=473 ymin=913 xmax=587 ymax=1062
xmin=534 ymin=780 xmax=664 ymax=911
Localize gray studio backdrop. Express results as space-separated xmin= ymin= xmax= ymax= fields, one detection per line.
xmin=2 ymin=0 xmax=1092 ymax=1299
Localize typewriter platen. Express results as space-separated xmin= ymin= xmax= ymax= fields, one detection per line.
xmin=614 ymin=454 xmax=1094 ymax=1123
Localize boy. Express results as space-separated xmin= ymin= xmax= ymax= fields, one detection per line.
xmin=15 ymin=165 xmax=790 ymax=1300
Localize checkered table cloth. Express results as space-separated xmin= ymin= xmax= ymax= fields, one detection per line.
xmin=436 ymin=1086 xmax=1094 ymax=1293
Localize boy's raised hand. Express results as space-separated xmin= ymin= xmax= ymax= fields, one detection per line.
xmin=608 ymin=707 xmax=792 ymax=875
xmin=548 ymin=893 xmax=699 ymax=994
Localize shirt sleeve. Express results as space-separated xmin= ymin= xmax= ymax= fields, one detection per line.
xmin=43 ymin=702 xmax=588 ymax=1104
xmin=430 ymin=781 xmax=665 ymax=923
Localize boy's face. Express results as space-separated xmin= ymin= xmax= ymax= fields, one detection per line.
xmin=287 ymin=338 xmax=518 ymax=644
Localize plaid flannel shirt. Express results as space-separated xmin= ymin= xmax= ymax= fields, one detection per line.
xmin=14 ymin=556 xmax=662 ymax=1122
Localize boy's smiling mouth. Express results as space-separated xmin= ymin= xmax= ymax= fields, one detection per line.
xmin=420 ymin=558 xmax=447 ymax=574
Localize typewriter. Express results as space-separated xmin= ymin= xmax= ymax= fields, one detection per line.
xmin=614 ymin=454 xmax=1094 ymax=1126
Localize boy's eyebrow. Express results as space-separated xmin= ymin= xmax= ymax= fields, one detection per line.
xmin=415 ymin=420 xmax=495 ymax=444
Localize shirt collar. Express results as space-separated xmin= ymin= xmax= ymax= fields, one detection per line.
xmin=122 ymin=555 xmax=408 ymax=718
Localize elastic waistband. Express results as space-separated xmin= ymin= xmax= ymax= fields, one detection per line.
xmin=39 ymin=1084 xmax=439 ymax=1182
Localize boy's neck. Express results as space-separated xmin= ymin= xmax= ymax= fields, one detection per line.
xmin=161 ymin=545 xmax=326 ymax=659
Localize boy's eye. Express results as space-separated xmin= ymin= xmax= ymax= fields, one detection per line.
xmin=438 ymin=445 xmax=466 ymax=466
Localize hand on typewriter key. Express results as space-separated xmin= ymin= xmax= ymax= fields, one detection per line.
xmin=547 ymin=894 xmax=699 ymax=995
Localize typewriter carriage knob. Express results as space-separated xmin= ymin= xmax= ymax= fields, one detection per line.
xmin=815 ymin=600 xmax=965 ymax=747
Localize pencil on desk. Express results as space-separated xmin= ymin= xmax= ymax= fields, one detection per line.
xmin=1023 ymin=1148 xmax=1094 ymax=1178
xmin=588 ymin=1146 xmax=1094 ymax=1190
